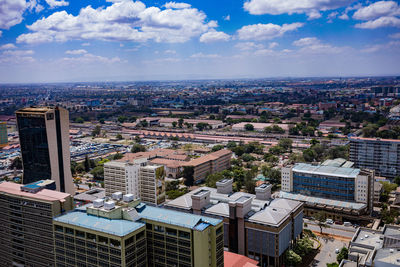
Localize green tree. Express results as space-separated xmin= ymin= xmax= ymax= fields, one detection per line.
xmin=75 ymin=117 xmax=84 ymax=123
xmin=244 ymin=123 xmax=254 ymax=131
xmin=285 ymin=250 xmax=302 ymax=266
xmin=279 ymin=138 xmax=293 ymax=152
xmin=315 ymin=211 xmax=330 ymax=234
xmin=183 ymin=166 xmax=194 ymax=186
xmin=84 ymin=155 xmax=91 ymax=172
xmin=336 ymin=247 xmax=349 ymax=263
xmin=178 ymin=118 xmax=184 ymax=128
xmin=117 ymin=116 xmax=128 ymax=123
xmin=116 ymin=134 xmax=123 ymax=140
xmin=90 ymin=166 xmax=104 ymax=180
xmin=112 ymin=153 xmax=123 ymax=160
xmin=206 ymin=172 xmax=224 ymax=188
xmin=212 ymin=144 xmax=224 ymax=152
xmin=294 ymin=237 xmax=313 ymax=257
xmin=131 ymin=143 xmax=146 ymax=153
xmin=92 ymin=125 xmax=101 ymax=137
xmin=99 ymin=118 xmax=105 ymax=124
xmin=10 ymin=157 xmax=22 ymax=169
xmin=196 ymin=122 xmax=210 ymax=131
xmin=227 ymin=141 xmax=237 ymax=149
xmin=172 ymin=121 xmax=177 ymax=128
xmin=241 ymin=153 xmax=255 ymax=162
xmin=76 ymin=163 xmax=85 ymax=173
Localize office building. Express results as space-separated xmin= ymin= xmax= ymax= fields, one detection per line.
xmin=281 ymin=158 xmax=374 ymax=220
xmin=183 ymin=149 xmax=232 ymax=183
xmin=0 ymin=181 xmax=74 ymax=267
xmin=349 ymin=136 xmax=400 ymax=179
xmin=0 ymin=121 xmax=7 ymax=148
xmin=16 ymin=106 xmax=74 ymax=194
xmin=53 ymin=193 xmax=224 ymax=267
xmin=165 ymin=179 xmax=304 ymax=267
xmin=341 ymin=225 xmax=400 ymax=267
xmin=104 ymin=159 xmax=165 ymax=205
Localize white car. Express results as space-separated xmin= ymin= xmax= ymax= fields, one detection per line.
xmin=335 ymin=249 xmax=340 ymax=254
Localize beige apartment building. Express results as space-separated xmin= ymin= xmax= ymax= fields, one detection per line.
xmin=0 ymin=181 xmax=74 ymax=267
xmin=183 ymin=149 xmax=232 ymax=183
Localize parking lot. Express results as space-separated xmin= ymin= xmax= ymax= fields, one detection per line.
xmin=310 ymin=235 xmax=349 ymax=267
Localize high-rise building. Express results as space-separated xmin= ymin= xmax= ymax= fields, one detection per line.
xmin=104 ymin=160 xmax=166 ymax=205
xmin=281 ymin=158 xmax=374 ymax=220
xmin=0 ymin=121 xmax=7 ymax=148
xmin=165 ymin=179 xmax=304 ymax=267
xmin=0 ymin=181 xmax=74 ymax=267
xmin=16 ymin=106 xmax=74 ymax=194
xmin=53 ymin=193 xmax=224 ymax=267
xmin=349 ymin=136 xmax=400 ymax=179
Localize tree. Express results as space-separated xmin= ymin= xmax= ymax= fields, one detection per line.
xmin=10 ymin=157 xmax=22 ymax=169
xmin=172 ymin=121 xmax=177 ymax=128
xmin=92 ymin=125 xmax=101 ymax=137
xmin=327 ymin=263 xmax=339 ymax=267
xmin=183 ymin=166 xmax=194 ymax=186
xmin=244 ymin=123 xmax=254 ymax=131
xmin=131 ymin=143 xmax=146 ymax=153
xmin=75 ymin=117 xmax=84 ymax=123
xmin=294 ymin=237 xmax=313 ymax=257
xmin=99 ymin=118 xmax=105 ymax=124
xmin=134 ymin=136 xmax=141 ymax=143
xmin=227 ymin=141 xmax=237 ymax=149
xmin=76 ymin=163 xmax=85 ymax=173
xmin=206 ymin=172 xmax=224 ymax=188
xmin=314 ymin=211 xmax=330 ymax=234
xmin=241 ymin=153 xmax=255 ymax=162
xmin=285 ymin=250 xmax=302 ymax=266
xmin=196 ymin=122 xmax=210 ymax=131
xmin=117 ymin=116 xmax=128 ymax=123
xmin=112 ymin=153 xmax=123 ymax=160
xmin=116 ymin=134 xmax=123 ymax=140
xmin=178 ymin=118 xmax=184 ymax=128
xmin=90 ymin=166 xmax=104 ymax=180
xmin=166 ymin=180 xmax=180 ymax=191
xmin=88 ymin=183 xmax=93 ymax=189
xmin=212 ymin=144 xmax=224 ymax=152
xmin=279 ymin=138 xmax=293 ymax=152
xmin=84 ymin=155 xmax=91 ymax=172
xmin=336 ymin=247 xmax=349 ymax=263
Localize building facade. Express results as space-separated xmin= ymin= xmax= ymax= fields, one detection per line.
xmin=16 ymin=106 xmax=74 ymax=194
xmin=165 ymin=180 xmax=304 ymax=267
xmin=349 ymin=136 xmax=400 ymax=179
xmin=0 ymin=181 xmax=74 ymax=267
xmin=281 ymin=159 xmax=374 ymax=219
xmin=53 ymin=194 xmax=224 ymax=267
xmin=0 ymin=121 xmax=7 ymax=148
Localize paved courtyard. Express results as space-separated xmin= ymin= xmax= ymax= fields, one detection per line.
xmin=309 ymin=235 xmax=349 ymax=267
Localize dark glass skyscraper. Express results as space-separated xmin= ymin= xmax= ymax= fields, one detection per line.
xmin=16 ymin=107 xmax=74 ymax=194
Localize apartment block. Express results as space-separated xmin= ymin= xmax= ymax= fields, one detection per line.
xmin=183 ymin=149 xmax=232 ymax=183
xmin=16 ymin=106 xmax=74 ymax=194
xmin=0 ymin=181 xmax=74 ymax=267
xmin=165 ymin=180 xmax=303 ymax=267
xmin=53 ymin=193 xmax=224 ymax=267
xmin=281 ymin=158 xmax=374 ymax=220
xmin=349 ymin=136 xmax=400 ymax=179
xmin=139 ymin=165 xmax=165 ymax=205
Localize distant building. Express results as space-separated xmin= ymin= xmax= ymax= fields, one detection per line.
xmin=16 ymin=106 xmax=74 ymax=194
xmin=0 ymin=121 xmax=7 ymax=148
xmin=54 ymin=194 xmax=224 ymax=267
xmin=182 ymin=149 xmax=232 ymax=183
xmin=349 ymin=136 xmax=400 ymax=179
xmin=0 ymin=181 xmax=74 ymax=267
xmin=281 ymin=159 xmax=374 ymax=220
xmin=139 ymin=165 xmax=165 ymax=205
xmin=165 ymin=180 xmax=303 ymax=267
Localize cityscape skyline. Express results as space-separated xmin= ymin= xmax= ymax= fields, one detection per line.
xmin=0 ymin=0 xmax=399 ymax=83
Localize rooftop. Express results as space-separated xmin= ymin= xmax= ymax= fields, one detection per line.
xmin=293 ymin=162 xmax=360 ymax=178
xmin=0 ymin=181 xmax=70 ymax=202
xmin=54 ymin=210 xmax=145 ymax=237
xmin=74 ymin=188 xmax=106 ymax=202
xmin=224 ymin=251 xmax=258 ymax=267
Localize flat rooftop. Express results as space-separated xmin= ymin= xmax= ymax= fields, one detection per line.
xmin=54 ymin=210 xmax=145 ymax=237
xmin=0 ymin=181 xmax=70 ymax=202
xmin=353 ymin=228 xmax=383 ymax=249
xmin=293 ymin=163 xmax=360 ymax=178
xmin=280 ymin=191 xmax=366 ymax=210
xmin=136 ymin=203 xmax=221 ymax=230
xmin=74 ymin=188 xmax=105 ymax=202
xmin=374 ymin=248 xmax=400 ymax=265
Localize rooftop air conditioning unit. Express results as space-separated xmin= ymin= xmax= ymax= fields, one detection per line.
xmin=93 ymin=199 xmax=104 ymax=208
xmin=123 ymin=194 xmax=134 ymax=202
xmin=112 ymin=192 xmax=123 ymax=201
xmin=104 ymin=201 xmax=115 ymax=210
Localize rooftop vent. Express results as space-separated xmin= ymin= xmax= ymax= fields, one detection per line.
xmin=112 ymin=192 xmax=123 ymax=201
xmin=123 ymin=194 xmax=134 ymax=202
xmin=104 ymin=201 xmax=115 ymax=210
xmin=93 ymin=199 xmax=104 ymax=208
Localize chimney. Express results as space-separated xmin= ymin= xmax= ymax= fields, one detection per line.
xmin=191 ymin=189 xmax=211 ymax=215
xmin=255 ymin=184 xmax=272 ymax=200
xmin=216 ymin=179 xmax=233 ymax=194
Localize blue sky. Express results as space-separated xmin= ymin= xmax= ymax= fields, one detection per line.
xmin=0 ymin=0 xmax=399 ymax=82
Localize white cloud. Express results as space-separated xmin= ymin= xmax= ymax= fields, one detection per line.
xmin=44 ymin=0 xmax=69 ymax=8
xmin=17 ymin=0 xmax=217 ymax=44
xmin=355 ymin=16 xmax=400 ymax=29
xmin=164 ymin=2 xmax=191 ymax=9
xmin=81 ymin=42 xmax=90 ymax=46
xmin=199 ymin=30 xmax=230 ymax=43
xmin=339 ymin=13 xmax=349 ymax=20
xmin=0 ymin=0 xmax=27 ymax=29
xmin=327 ymin=11 xmax=338 ymax=22
xmin=0 ymin=31 xmax=2 ymax=37
xmin=293 ymin=37 xmax=344 ymax=53
xmin=164 ymin=49 xmax=176 ymax=54
xmin=353 ymin=1 xmax=400 ymax=20
xmin=3 ymin=49 xmax=34 ymax=56
xmin=61 ymin=53 xmax=121 ymax=64
xmin=0 ymin=43 xmax=17 ymax=49
xmin=390 ymin=32 xmax=400 ymax=38
xmin=237 ymin=22 xmax=303 ymax=41
xmin=269 ymin=42 xmax=278 ymax=48
xmin=65 ymin=49 xmax=87 ymax=55
xmin=190 ymin=52 xmax=221 ymax=58
xmin=361 ymin=40 xmax=400 ymax=52
xmin=243 ymin=0 xmax=354 ymax=19
xmin=235 ymin=42 xmax=265 ymax=51
xmin=223 ymin=15 xmax=230 ymax=21
xmin=27 ymin=0 xmax=44 ymax=13
xmin=353 ymin=1 xmax=400 ymax=29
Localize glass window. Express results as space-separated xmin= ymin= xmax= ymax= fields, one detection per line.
xmin=166 ymin=228 xmax=177 ymax=236
xmin=98 ymin=236 xmax=108 ymax=245
xmin=86 ymin=233 xmax=96 ymax=241
xmin=154 ymin=225 xmax=164 ymax=233
xmin=65 ymin=227 xmax=74 ymax=235
xmin=179 ymin=231 xmax=190 ymax=239
xmin=76 ymin=230 xmax=85 ymax=238
xmin=110 ymin=239 xmax=121 ymax=248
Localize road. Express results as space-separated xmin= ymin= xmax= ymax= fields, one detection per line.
xmin=304 ymin=219 xmax=356 ymax=238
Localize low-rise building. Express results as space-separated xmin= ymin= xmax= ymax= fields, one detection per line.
xmin=0 ymin=181 xmax=74 ymax=267
xmin=165 ymin=180 xmax=303 ymax=267
xmin=281 ymin=159 xmax=374 ymax=221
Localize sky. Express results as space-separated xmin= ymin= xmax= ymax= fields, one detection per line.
xmin=0 ymin=0 xmax=399 ymax=83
